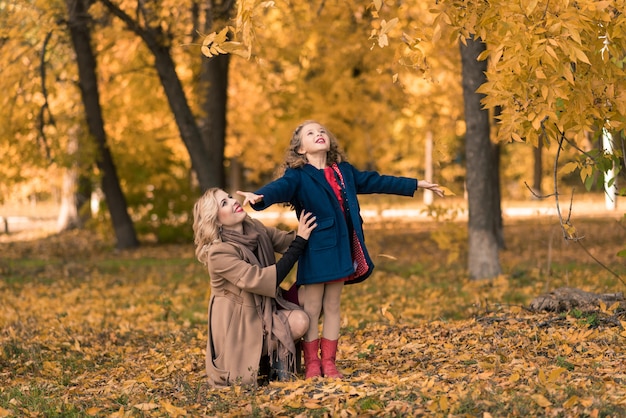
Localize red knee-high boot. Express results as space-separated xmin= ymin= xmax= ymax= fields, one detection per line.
xmin=302 ymin=339 xmax=322 ymax=379
xmin=320 ymin=338 xmax=343 ymax=379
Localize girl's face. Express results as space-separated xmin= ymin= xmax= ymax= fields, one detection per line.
xmin=215 ymin=190 xmax=246 ymax=230
xmin=297 ymin=122 xmax=330 ymax=155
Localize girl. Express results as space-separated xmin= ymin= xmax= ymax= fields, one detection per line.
xmin=239 ymin=121 xmax=444 ymax=379
xmin=193 ymin=188 xmax=317 ymax=387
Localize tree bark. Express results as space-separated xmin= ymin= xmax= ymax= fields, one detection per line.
xmin=491 ymin=142 xmax=505 ymax=249
xmin=66 ymin=0 xmax=139 ymax=249
xmin=533 ymin=139 xmax=543 ymax=196
xmin=199 ymin=54 xmax=228 ymax=189
xmin=98 ymin=0 xmax=218 ymax=191
xmin=57 ymin=126 xmax=81 ymax=231
xmin=460 ymin=36 xmax=502 ymax=279
xmin=198 ymin=0 xmax=234 ymax=189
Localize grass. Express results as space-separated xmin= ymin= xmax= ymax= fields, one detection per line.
xmin=0 ymin=215 xmax=625 ymax=416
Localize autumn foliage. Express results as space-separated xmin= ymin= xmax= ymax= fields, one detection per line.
xmin=1 ymin=214 xmax=625 ymax=417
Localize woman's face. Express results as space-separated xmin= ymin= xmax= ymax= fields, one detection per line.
xmin=297 ymin=122 xmax=330 ymax=155
xmin=215 ymin=190 xmax=246 ymax=230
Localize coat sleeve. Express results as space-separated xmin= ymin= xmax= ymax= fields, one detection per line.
xmin=251 ymin=169 xmax=301 ymax=210
xmin=344 ymin=162 xmax=418 ymax=196
xmin=207 ymin=244 xmax=277 ymax=297
xmin=259 ymin=220 xmax=296 ymax=254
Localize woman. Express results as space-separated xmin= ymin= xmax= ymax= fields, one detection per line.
xmin=193 ymin=188 xmax=317 ymax=387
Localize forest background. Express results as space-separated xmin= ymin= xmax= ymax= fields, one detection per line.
xmin=1 ymin=0 xmax=626 ymax=416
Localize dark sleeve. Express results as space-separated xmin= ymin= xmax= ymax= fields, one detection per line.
xmin=275 ymin=236 xmax=308 ymax=286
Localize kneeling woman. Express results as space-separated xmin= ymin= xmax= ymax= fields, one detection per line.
xmin=193 ymin=188 xmax=316 ymax=387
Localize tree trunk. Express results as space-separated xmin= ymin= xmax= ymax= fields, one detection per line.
xmin=57 ymin=125 xmax=81 ymax=231
xmin=99 ymin=0 xmax=218 ymax=191
xmin=491 ymin=142 xmax=505 ymax=249
xmin=533 ymin=139 xmax=543 ymax=196
xmin=197 ymin=0 xmax=235 ymax=189
xmin=66 ymin=0 xmax=139 ymax=249
xmin=149 ymin=42 xmax=218 ymax=190
xmin=199 ymin=53 xmax=229 ymax=189
xmin=460 ymin=36 xmax=502 ymax=279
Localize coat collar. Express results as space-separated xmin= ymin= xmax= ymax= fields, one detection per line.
xmin=300 ymin=163 xmax=336 ymax=197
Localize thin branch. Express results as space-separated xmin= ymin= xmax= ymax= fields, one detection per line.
xmin=553 ymin=132 xmax=568 ymax=238
xmin=576 ymin=240 xmax=626 ymax=287
xmin=99 ymin=0 xmax=148 ymax=39
xmin=562 ymin=135 xmax=596 ymax=160
xmin=524 ymin=181 xmax=556 ymax=199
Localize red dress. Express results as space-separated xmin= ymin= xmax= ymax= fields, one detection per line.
xmin=323 ymin=164 xmax=369 ymax=282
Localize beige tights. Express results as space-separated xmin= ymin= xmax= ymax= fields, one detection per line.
xmin=300 ymin=281 xmax=344 ymax=341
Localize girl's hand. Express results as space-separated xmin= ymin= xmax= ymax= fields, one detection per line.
xmin=297 ymin=211 xmax=317 ymax=240
xmin=419 ymin=181 xmax=445 ymax=198
xmin=237 ymin=190 xmax=264 ymax=206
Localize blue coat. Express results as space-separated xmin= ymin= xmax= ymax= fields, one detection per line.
xmin=252 ymin=162 xmax=418 ymax=285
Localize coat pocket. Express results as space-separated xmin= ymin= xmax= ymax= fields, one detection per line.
xmin=309 ymin=217 xmax=336 ymax=250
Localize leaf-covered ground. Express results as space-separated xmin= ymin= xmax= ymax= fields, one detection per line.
xmin=1 ymin=216 xmax=625 ymax=417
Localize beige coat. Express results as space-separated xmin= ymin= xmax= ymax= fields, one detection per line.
xmin=205 ymin=223 xmax=298 ymax=387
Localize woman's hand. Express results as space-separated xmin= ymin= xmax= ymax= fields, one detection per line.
xmin=297 ymin=211 xmax=317 ymax=240
xmin=418 ymin=181 xmax=445 ymax=198
xmin=237 ymin=190 xmax=264 ymax=206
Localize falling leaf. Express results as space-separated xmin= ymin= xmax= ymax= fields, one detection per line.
xmin=439 ymin=186 xmax=456 ymax=196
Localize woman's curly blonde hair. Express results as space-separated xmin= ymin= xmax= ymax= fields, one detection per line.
xmin=279 ymin=120 xmax=347 ymax=175
xmin=192 ymin=187 xmax=222 ymax=266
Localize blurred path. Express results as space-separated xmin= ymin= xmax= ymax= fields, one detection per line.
xmin=1 ymin=196 xmax=621 ymax=242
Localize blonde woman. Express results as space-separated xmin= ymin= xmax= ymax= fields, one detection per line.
xmin=193 ymin=188 xmax=316 ymax=387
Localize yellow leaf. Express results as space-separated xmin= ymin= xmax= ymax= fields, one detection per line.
xmin=561 ymin=162 xmax=578 ymax=174
xmin=606 ymin=302 xmax=620 ymax=313
xmin=380 ymin=18 xmax=399 ymax=35
xmin=85 ymin=407 xmax=101 ymax=416
xmin=532 ymin=394 xmax=552 ymax=407
xmin=564 ymin=224 xmax=577 ymax=238
xmin=0 ymin=407 xmax=11 ymax=418
xmin=572 ymin=46 xmax=590 ymax=65
xmin=201 ymin=45 xmax=213 ymax=57
xmin=378 ymin=34 xmax=389 ymax=48
xmin=383 ymin=310 xmax=396 ymax=323
xmin=538 ymin=368 xmax=547 ymax=385
xmin=547 ymin=367 xmax=567 ymax=383
xmin=509 ymin=372 xmax=520 ymax=383
xmin=439 ymin=186 xmax=456 ymax=196
xmin=160 ymin=401 xmax=187 ymax=418
xmin=563 ymin=395 xmax=579 ymax=408
xmin=432 ymin=22 xmax=441 ymax=43
xmin=545 ymin=45 xmax=558 ymax=60
xmin=535 ymin=67 xmax=546 ymax=79
xmin=562 ymin=65 xmax=575 ymax=85
xmin=439 ymin=396 xmax=449 ymax=411
xmin=304 ymin=401 xmax=322 ymax=409
xmin=133 ymin=403 xmax=159 ymax=411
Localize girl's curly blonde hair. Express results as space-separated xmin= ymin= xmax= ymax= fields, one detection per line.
xmin=192 ymin=187 xmax=222 ymax=266
xmin=279 ymin=120 xmax=347 ymax=175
